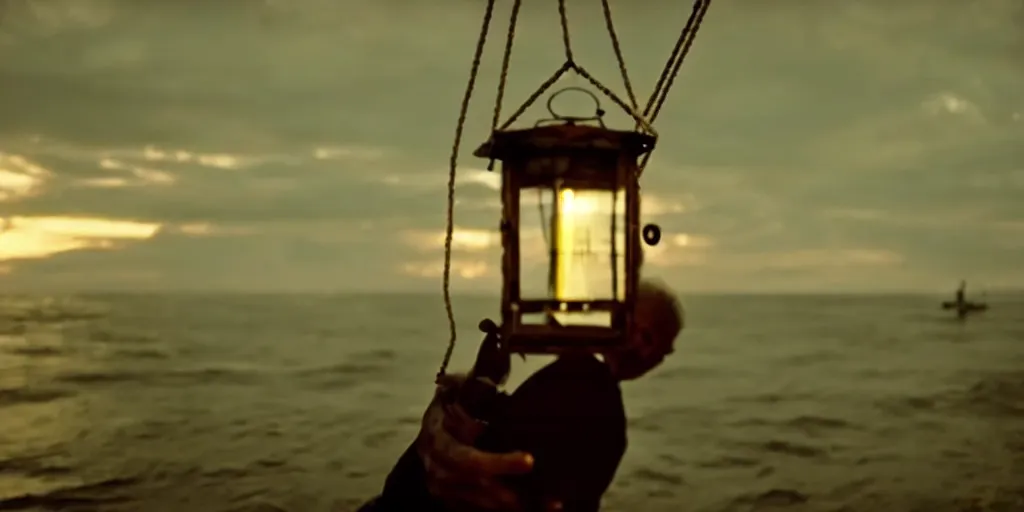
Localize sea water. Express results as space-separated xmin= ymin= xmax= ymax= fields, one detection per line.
xmin=0 ymin=293 xmax=1022 ymax=511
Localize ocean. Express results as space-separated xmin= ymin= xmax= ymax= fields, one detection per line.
xmin=0 ymin=293 xmax=1021 ymax=512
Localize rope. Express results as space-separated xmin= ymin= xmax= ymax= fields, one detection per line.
xmin=437 ymin=0 xmax=496 ymax=381
xmin=498 ymin=61 xmax=575 ymax=131
xmin=558 ymin=0 xmax=574 ymax=64
xmin=642 ymin=0 xmax=702 ymax=119
xmin=649 ymin=0 xmax=711 ymax=123
xmin=498 ymin=0 xmax=653 ymax=135
xmin=600 ymin=0 xmax=638 ymax=111
xmin=490 ymin=0 xmax=522 ymax=132
xmin=436 ymin=0 xmax=714 ymax=375
xmin=639 ymin=0 xmax=712 ymax=171
xmin=572 ymin=64 xmax=656 ymax=137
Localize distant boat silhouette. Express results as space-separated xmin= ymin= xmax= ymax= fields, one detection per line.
xmin=941 ymin=301 xmax=988 ymax=312
xmin=942 ymin=280 xmax=988 ymax=319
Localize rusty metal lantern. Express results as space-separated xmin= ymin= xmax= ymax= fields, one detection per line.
xmin=473 ymin=91 xmax=657 ymax=355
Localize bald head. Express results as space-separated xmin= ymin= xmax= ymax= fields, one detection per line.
xmin=605 ymin=279 xmax=683 ymax=381
xmin=636 ymin=279 xmax=683 ymax=338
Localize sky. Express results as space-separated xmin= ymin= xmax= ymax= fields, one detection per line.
xmin=0 ymin=0 xmax=1021 ymax=294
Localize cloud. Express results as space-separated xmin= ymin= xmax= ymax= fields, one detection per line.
xmin=0 ymin=0 xmax=1021 ymax=292
xmin=0 ymin=152 xmax=51 ymax=201
xmin=0 ymin=215 xmax=159 ymax=261
xmin=402 ymin=227 xmax=498 ymax=253
xmin=402 ymin=259 xmax=491 ymax=281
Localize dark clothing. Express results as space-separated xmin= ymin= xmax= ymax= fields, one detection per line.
xmin=360 ymin=355 xmax=626 ymax=512
xmin=357 ymin=443 xmax=443 ymax=511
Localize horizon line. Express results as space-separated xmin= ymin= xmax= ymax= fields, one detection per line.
xmin=2 ymin=288 xmax=1019 ymax=297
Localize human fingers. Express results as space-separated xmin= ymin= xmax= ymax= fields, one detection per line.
xmin=542 ymin=499 xmax=565 ymax=511
xmin=423 ymin=445 xmax=525 ymax=512
xmin=419 ymin=398 xmax=533 ymax=477
xmin=432 ymin=420 xmax=534 ymax=476
xmin=422 ymin=398 xmax=532 ymax=478
xmin=418 ymin=398 xmax=448 ymax=456
xmin=441 ymin=402 xmax=487 ymax=444
xmin=433 ymin=477 xmax=525 ymax=512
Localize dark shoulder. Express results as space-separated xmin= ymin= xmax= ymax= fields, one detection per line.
xmin=355 ymin=496 xmax=382 ymax=512
xmin=479 ymin=354 xmax=626 ymax=510
xmin=515 ymin=355 xmax=622 ymax=413
xmin=486 ymin=354 xmax=625 ymax=442
xmin=523 ymin=355 xmax=619 ymax=390
xmin=548 ymin=353 xmax=616 ymax=378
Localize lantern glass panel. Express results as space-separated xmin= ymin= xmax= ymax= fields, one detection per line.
xmin=517 ymin=183 xmax=627 ymax=328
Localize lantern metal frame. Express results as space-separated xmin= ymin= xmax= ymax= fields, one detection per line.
xmin=474 ymin=122 xmax=656 ymax=354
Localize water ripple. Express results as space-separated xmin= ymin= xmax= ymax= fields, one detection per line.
xmin=55 ymin=366 xmax=266 ymax=387
xmin=731 ymin=488 xmax=810 ymax=508
xmin=0 ymin=477 xmax=138 ymax=511
xmin=0 ymin=387 xmax=74 ymax=407
xmin=0 ymin=293 xmax=1021 ymax=511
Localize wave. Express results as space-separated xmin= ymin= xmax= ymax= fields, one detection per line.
xmin=0 ymin=387 xmax=74 ymax=408
xmin=0 ymin=297 xmax=107 ymax=326
xmin=55 ymin=366 xmax=266 ymax=387
xmin=289 ymin=349 xmax=397 ymax=391
xmin=0 ymin=477 xmax=138 ymax=511
xmin=87 ymin=328 xmax=159 ymax=345
xmin=2 ymin=345 xmax=64 ymax=357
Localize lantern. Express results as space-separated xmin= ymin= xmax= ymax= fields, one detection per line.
xmin=473 ymin=122 xmax=656 ymax=354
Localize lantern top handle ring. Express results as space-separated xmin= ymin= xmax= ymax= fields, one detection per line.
xmin=535 ymin=86 xmax=606 ymax=128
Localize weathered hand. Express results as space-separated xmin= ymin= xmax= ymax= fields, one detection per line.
xmin=417 ymin=373 xmax=538 ymax=511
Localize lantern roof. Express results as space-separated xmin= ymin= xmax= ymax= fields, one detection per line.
xmin=473 ymin=123 xmax=656 ymax=161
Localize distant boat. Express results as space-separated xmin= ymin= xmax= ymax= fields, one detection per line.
xmin=941 ymin=300 xmax=988 ymax=318
xmin=944 ymin=280 xmax=987 ymax=318
xmin=941 ymin=301 xmax=988 ymax=312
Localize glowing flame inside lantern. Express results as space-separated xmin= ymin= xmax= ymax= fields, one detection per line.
xmin=551 ymin=188 xmax=625 ymax=327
